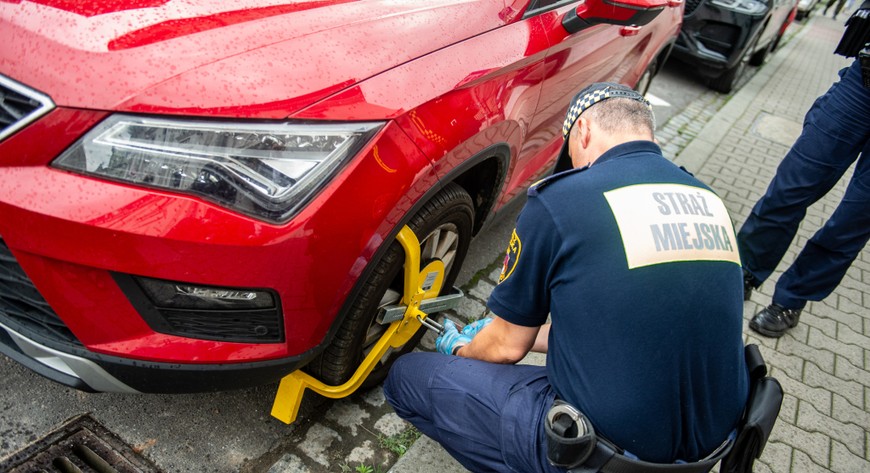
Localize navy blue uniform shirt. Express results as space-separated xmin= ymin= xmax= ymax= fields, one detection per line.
xmin=488 ymin=141 xmax=749 ymax=463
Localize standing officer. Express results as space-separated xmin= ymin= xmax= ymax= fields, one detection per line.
xmin=739 ymin=8 xmax=870 ymax=338
xmin=384 ymin=83 xmax=749 ymax=472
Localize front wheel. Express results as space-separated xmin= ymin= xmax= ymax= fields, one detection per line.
xmin=709 ymin=33 xmax=760 ymax=93
xmin=750 ymin=29 xmax=784 ymax=66
xmin=305 ymin=182 xmax=474 ymax=387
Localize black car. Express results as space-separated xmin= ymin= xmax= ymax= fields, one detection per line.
xmin=672 ymin=0 xmax=797 ymax=92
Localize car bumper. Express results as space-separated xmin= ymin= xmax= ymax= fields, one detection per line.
xmin=0 ymin=107 xmax=437 ymax=392
xmin=0 ymin=319 xmax=314 ymax=393
xmin=672 ymin=2 xmax=767 ymax=76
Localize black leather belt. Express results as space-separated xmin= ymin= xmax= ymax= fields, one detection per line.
xmin=568 ymin=435 xmax=733 ymax=473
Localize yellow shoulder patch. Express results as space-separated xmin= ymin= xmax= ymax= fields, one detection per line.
xmin=498 ymin=229 xmax=522 ymax=283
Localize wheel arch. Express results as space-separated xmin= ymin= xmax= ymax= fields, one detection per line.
xmin=653 ymin=39 xmax=677 ymax=78
xmin=635 ymin=38 xmax=677 ymax=93
xmin=305 ymin=144 xmax=509 ymax=364
xmin=440 ymin=143 xmax=511 ymax=236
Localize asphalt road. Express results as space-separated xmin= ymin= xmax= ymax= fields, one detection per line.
xmin=0 ymin=63 xmax=709 ymax=473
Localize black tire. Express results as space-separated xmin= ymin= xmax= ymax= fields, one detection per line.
xmin=305 ymin=182 xmax=474 ymax=387
xmin=709 ymin=32 xmax=760 ymax=93
xmin=751 ymin=25 xmax=786 ymax=66
xmin=748 ymin=39 xmax=773 ymax=67
xmin=709 ymin=61 xmax=745 ymax=94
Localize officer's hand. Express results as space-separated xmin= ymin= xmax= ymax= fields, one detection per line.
xmin=435 ymin=319 xmax=472 ymax=356
xmin=461 ymin=317 xmax=493 ymax=337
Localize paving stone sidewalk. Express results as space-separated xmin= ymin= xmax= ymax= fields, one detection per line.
xmin=389 ymin=15 xmax=870 ymax=473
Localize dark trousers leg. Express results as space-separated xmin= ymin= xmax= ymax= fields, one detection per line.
xmin=773 ymin=140 xmax=870 ymax=308
xmin=384 ymin=352 xmax=562 ymax=473
xmin=738 ymin=60 xmax=870 ymax=290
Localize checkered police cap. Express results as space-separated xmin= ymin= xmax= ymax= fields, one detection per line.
xmin=561 ymin=82 xmax=652 ymax=139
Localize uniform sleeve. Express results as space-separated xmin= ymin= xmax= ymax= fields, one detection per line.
xmin=487 ymin=197 xmax=561 ymax=327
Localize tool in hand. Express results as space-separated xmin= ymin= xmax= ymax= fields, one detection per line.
xmin=377 ymin=288 xmax=464 ymax=335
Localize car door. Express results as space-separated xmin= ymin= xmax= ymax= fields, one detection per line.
xmin=505 ymin=0 xmax=650 ymax=195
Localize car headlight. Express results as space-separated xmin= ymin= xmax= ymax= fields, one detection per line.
xmin=53 ymin=115 xmax=384 ymax=223
xmin=710 ymin=0 xmax=768 ymax=14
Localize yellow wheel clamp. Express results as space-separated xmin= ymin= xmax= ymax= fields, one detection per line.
xmin=271 ymin=225 xmax=464 ymax=424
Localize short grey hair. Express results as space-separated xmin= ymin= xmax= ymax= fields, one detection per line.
xmin=582 ymin=97 xmax=656 ymax=136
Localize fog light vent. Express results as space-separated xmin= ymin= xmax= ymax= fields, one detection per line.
xmin=113 ymin=274 xmax=283 ymax=343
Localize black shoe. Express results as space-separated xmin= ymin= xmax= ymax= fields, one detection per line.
xmin=749 ymin=304 xmax=801 ymax=338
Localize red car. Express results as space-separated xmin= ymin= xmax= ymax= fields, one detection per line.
xmin=0 ymin=0 xmax=682 ymax=393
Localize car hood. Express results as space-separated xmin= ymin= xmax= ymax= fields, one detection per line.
xmin=0 ymin=0 xmax=512 ymax=119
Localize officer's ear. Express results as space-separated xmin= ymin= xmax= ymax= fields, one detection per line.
xmin=575 ymin=117 xmax=592 ymax=150
xmin=568 ymin=119 xmax=591 ymax=169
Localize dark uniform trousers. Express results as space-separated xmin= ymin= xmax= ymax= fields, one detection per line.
xmin=384 ymin=352 xmax=565 ymax=473
xmin=738 ymin=59 xmax=870 ymax=309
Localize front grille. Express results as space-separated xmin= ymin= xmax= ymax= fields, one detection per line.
xmin=160 ymin=307 xmax=284 ymax=343
xmin=0 ymin=238 xmax=83 ymax=348
xmin=0 ymin=75 xmax=54 ymax=142
xmin=685 ymin=0 xmax=704 ymax=15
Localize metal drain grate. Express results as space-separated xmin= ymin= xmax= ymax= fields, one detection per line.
xmin=0 ymin=415 xmax=162 ymax=473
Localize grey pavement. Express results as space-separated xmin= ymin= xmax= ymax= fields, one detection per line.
xmin=390 ymin=14 xmax=870 ymax=473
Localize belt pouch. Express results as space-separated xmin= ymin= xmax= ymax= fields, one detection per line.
xmin=545 ymin=401 xmax=596 ymax=468
xmin=720 ymin=347 xmax=784 ymax=473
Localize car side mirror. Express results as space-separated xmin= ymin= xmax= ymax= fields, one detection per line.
xmin=563 ymin=0 xmax=668 ymax=33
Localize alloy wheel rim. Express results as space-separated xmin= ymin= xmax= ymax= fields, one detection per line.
xmin=362 ymin=223 xmax=461 ymax=356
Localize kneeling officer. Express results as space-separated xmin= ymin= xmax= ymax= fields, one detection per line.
xmin=385 ymin=83 xmax=750 ymax=472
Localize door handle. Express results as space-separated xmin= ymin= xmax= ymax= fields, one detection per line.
xmin=620 ymin=26 xmax=642 ymax=37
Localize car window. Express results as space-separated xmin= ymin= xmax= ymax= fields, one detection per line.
xmin=525 ymin=0 xmax=577 ymax=17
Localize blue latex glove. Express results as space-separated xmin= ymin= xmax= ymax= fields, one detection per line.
xmin=435 ymin=319 xmax=472 ymax=355
xmin=461 ymin=316 xmax=493 ymax=337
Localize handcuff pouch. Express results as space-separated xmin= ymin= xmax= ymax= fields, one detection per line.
xmin=545 ymin=400 xmax=597 ymax=468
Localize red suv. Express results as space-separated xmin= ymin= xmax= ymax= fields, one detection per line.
xmin=0 ymin=0 xmax=682 ymax=393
